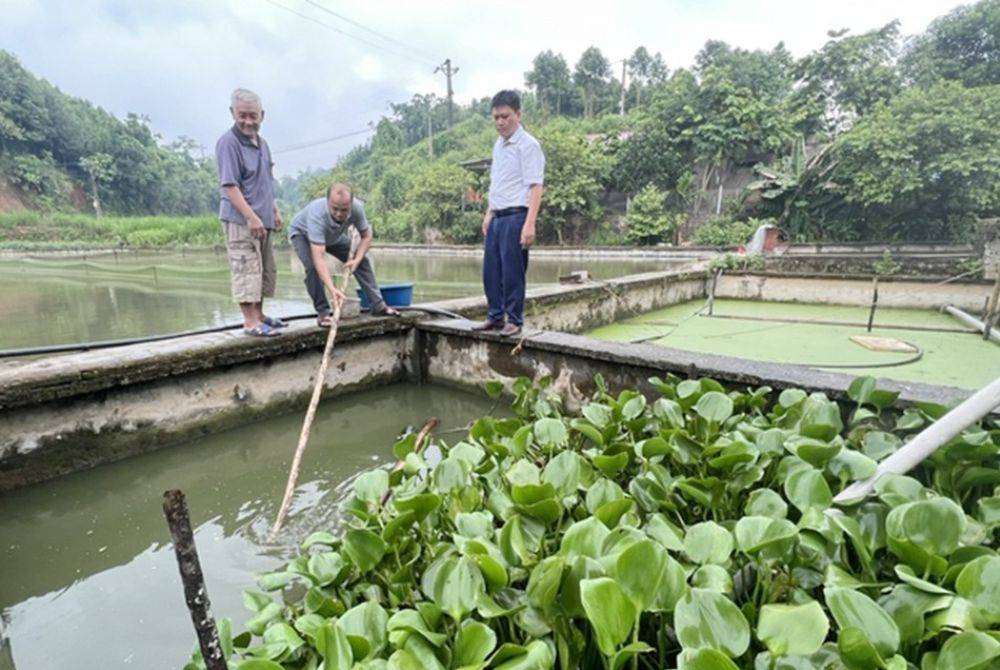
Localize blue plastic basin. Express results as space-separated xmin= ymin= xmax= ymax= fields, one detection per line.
xmin=357 ymin=282 xmax=415 ymax=310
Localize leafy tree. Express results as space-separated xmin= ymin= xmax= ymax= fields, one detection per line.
xmin=902 ymin=0 xmax=1000 ymax=88
xmin=610 ymin=70 xmax=697 ymax=196
xmin=275 ymin=168 xmax=330 ymax=214
xmin=627 ymin=46 xmax=668 ymax=108
xmin=372 ymin=166 xmax=408 ymax=210
xmin=525 ymin=50 xmax=573 ymax=115
xmin=695 ymin=40 xmax=794 ymax=105
xmin=370 ymin=118 xmax=404 ymax=157
xmin=0 ymin=52 xmax=48 ymax=149
xmin=574 ymin=47 xmax=611 ymax=118
xmin=399 ymin=159 xmax=476 ymax=242
xmin=793 ymin=23 xmax=902 ymax=135
xmin=3 ymin=151 xmax=67 ymax=209
xmin=157 ymin=138 xmax=219 ymax=215
xmin=368 ymin=117 xmax=405 ymax=182
xmin=0 ymin=98 xmax=26 ymax=150
xmin=79 ymin=152 xmax=116 ymax=217
xmin=830 ymin=80 xmax=1000 ymax=240
xmin=625 ymin=184 xmax=673 ymax=245
xmin=534 ymin=125 xmax=612 ymax=244
xmin=390 ymin=93 xmax=448 ymax=147
xmin=678 ymin=66 xmax=796 ymax=211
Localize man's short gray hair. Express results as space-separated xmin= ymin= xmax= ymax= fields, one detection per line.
xmin=231 ymin=88 xmax=262 ymax=107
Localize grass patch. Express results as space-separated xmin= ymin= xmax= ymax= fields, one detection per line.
xmin=0 ymin=212 xmax=222 ymax=248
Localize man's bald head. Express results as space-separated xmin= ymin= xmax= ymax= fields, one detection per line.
xmin=326 ymin=182 xmax=354 ymax=222
xmin=326 ymin=182 xmax=353 ymax=201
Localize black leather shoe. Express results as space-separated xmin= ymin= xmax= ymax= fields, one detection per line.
xmin=499 ymin=323 xmax=522 ymax=337
xmin=471 ymin=320 xmax=504 ymax=331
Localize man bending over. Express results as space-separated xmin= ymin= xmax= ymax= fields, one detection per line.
xmin=288 ymin=183 xmax=400 ymax=326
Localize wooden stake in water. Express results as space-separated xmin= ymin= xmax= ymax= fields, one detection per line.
xmin=269 ymin=267 xmax=352 ymax=542
xmin=380 ymin=417 xmax=438 ymax=507
xmin=866 ymin=277 xmax=879 ymax=333
xmin=984 ymin=271 xmax=1000 ymax=341
xmin=707 ymin=269 xmax=721 ymax=316
xmin=162 ymin=489 xmax=226 ymax=670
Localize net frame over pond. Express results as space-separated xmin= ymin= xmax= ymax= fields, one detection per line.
xmin=586 ymin=298 xmax=1000 ymax=391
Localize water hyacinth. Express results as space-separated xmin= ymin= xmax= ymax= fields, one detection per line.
xmin=185 ymin=373 xmax=1000 ymax=670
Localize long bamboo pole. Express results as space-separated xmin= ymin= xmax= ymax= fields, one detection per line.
xmin=269 ymin=265 xmax=352 ymax=541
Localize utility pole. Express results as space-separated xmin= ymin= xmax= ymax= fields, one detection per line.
xmin=435 ymin=58 xmax=459 ymax=128
xmin=427 ymin=112 xmax=434 ymax=158
xmin=619 ymin=59 xmax=627 ymax=116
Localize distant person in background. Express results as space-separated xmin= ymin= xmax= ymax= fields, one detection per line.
xmin=215 ymin=87 xmax=285 ymax=337
xmin=473 ymin=89 xmax=545 ymax=338
xmin=288 ymin=183 xmax=400 ymax=327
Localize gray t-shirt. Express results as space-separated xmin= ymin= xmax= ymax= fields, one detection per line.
xmin=215 ymin=126 xmax=276 ymax=230
xmin=288 ymin=197 xmax=371 ymax=246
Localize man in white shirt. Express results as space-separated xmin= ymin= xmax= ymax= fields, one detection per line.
xmin=472 ymin=90 xmax=545 ymax=338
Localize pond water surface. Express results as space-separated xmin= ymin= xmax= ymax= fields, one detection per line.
xmin=0 ymin=250 xmax=669 ymax=350
xmin=0 ymin=383 xmax=499 ymax=670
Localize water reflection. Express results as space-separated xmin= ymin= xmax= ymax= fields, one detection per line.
xmin=0 ymin=383 xmax=498 ymax=670
xmin=0 ymin=250 xmax=670 ymax=349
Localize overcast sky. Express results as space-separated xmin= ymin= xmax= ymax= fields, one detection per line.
xmin=2 ymin=0 xmax=966 ymax=176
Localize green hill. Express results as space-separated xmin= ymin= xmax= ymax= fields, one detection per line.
xmin=0 ymin=51 xmax=216 ymax=216
xmin=5 ymin=0 xmax=1000 ymax=247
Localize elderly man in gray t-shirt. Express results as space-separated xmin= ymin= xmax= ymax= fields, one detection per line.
xmin=215 ymin=88 xmax=285 ymax=337
xmin=288 ymin=183 xmax=400 ymax=325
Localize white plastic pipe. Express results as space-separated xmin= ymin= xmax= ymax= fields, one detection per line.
xmin=942 ymin=305 xmax=1000 ymax=344
xmin=834 ymin=374 xmax=1000 ymax=504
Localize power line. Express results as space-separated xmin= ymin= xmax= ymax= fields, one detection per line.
xmin=298 ymin=0 xmax=439 ymax=65
xmin=272 ymin=127 xmax=374 ymax=154
xmin=262 ymin=0 xmax=427 ymax=63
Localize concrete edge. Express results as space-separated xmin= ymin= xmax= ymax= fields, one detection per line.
xmin=416 ymin=318 xmax=973 ymax=407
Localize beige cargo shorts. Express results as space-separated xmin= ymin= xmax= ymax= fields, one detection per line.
xmin=221 ymin=221 xmax=277 ymax=303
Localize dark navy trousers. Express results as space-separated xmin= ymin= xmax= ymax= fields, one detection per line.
xmin=483 ymin=210 xmax=529 ymax=326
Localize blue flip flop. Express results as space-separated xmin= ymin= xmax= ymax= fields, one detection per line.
xmin=244 ymin=322 xmax=282 ymax=337
xmin=262 ymin=316 xmax=288 ymax=328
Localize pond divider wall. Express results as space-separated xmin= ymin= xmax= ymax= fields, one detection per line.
xmin=716 ymin=273 xmax=988 ymax=311
xmin=0 ymin=267 xmax=983 ymax=492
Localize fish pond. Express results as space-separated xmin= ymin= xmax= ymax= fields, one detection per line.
xmin=587 ymin=298 xmax=1000 ymax=390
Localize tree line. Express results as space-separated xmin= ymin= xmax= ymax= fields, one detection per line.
xmin=291 ymin=0 xmax=1000 ymax=245
xmin=5 ymin=0 xmax=1000 ymax=246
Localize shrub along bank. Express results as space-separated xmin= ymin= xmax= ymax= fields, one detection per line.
xmin=189 ymin=374 xmax=1000 ymax=670
xmin=0 ymin=212 xmax=222 ymax=249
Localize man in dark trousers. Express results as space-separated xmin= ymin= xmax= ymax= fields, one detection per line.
xmin=288 ymin=183 xmax=400 ymax=326
xmin=472 ymin=89 xmax=545 ymax=338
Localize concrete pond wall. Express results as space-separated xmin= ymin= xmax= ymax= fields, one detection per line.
xmin=0 ymin=266 xmax=989 ymax=491
xmin=716 ymin=273 xmax=990 ymax=311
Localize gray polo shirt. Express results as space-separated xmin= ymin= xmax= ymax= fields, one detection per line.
xmin=288 ymin=197 xmax=371 ymax=246
xmin=488 ymin=126 xmax=545 ymax=210
xmin=215 ymin=126 xmax=276 ymax=230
